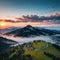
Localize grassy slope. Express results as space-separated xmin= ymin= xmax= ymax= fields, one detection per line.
xmin=0 ymin=40 xmax=60 ymax=60
xmin=24 ymin=41 xmax=60 ymax=60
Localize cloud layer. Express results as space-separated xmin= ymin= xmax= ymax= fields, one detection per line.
xmin=16 ymin=12 xmax=60 ymax=24
xmin=0 ymin=12 xmax=60 ymax=24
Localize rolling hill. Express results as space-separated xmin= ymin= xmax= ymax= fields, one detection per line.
xmin=0 ymin=40 xmax=60 ymax=60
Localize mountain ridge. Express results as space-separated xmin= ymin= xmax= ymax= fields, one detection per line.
xmin=5 ymin=25 xmax=60 ymax=37
xmin=0 ymin=36 xmax=17 ymax=52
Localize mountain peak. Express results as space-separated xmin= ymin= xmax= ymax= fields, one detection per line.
xmin=26 ymin=25 xmax=33 ymax=28
xmin=24 ymin=25 xmax=34 ymax=31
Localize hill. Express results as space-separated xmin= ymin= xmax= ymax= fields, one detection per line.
xmin=0 ymin=40 xmax=60 ymax=60
xmin=0 ymin=36 xmax=17 ymax=52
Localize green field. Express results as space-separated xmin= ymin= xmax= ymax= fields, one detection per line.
xmin=0 ymin=40 xmax=60 ymax=60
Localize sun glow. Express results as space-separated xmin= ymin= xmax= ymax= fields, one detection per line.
xmin=0 ymin=21 xmax=8 ymax=29
xmin=0 ymin=22 xmax=6 ymax=26
xmin=0 ymin=20 xmax=56 ymax=29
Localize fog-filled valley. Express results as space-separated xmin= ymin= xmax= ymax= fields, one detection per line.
xmin=0 ymin=25 xmax=60 ymax=60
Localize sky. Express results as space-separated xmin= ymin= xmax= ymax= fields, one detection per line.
xmin=0 ymin=0 xmax=60 ymax=19
xmin=0 ymin=0 xmax=60 ymax=29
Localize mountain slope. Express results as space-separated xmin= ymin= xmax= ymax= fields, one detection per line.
xmin=0 ymin=36 xmax=17 ymax=52
xmin=0 ymin=40 xmax=60 ymax=60
xmin=0 ymin=27 xmax=19 ymax=34
xmin=5 ymin=25 xmax=60 ymax=37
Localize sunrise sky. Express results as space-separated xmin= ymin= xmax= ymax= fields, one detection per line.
xmin=0 ymin=0 xmax=60 ymax=29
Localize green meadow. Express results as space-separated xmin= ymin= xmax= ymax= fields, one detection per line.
xmin=0 ymin=40 xmax=60 ymax=60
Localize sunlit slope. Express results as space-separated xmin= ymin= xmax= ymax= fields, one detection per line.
xmin=0 ymin=40 xmax=60 ymax=60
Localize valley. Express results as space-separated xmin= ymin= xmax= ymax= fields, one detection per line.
xmin=0 ymin=25 xmax=60 ymax=60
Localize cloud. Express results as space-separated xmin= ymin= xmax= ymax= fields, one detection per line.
xmin=16 ymin=12 xmax=60 ymax=24
xmin=49 ymin=12 xmax=60 ymax=16
xmin=0 ymin=19 xmax=21 ymax=23
xmin=0 ymin=12 xmax=60 ymax=24
xmin=16 ymin=15 xmax=41 ymax=22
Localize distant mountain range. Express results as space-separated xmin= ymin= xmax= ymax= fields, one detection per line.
xmin=0 ymin=27 xmax=19 ymax=34
xmin=5 ymin=25 xmax=60 ymax=37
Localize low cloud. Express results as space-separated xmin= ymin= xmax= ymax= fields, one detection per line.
xmin=0 ymin=19 xmax=21 ymax=23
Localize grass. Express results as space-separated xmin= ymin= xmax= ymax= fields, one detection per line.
xmin=0 ymin=40 xmax=60 ymax=60
xmin=23 ymin=41 xmax=60 ymax=60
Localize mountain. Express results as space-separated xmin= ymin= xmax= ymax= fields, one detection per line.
xmin=5 ymin=25 xmax=60 ymax=37
xmin=0 ymin=27 xmax=19 ymax=34
xmin=51 ymin=35 xmax=60 ymax=44
xmin=0 ymin=36 xmax=17 ymax=52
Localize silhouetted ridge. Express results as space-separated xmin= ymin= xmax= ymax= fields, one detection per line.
xmin=0 ymin=36 xmax=17 ymax=52
xmin=26 ymin=25 xmax=33 ymax=28
xmin=0 ymin=36 xmax=17 ymax=44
